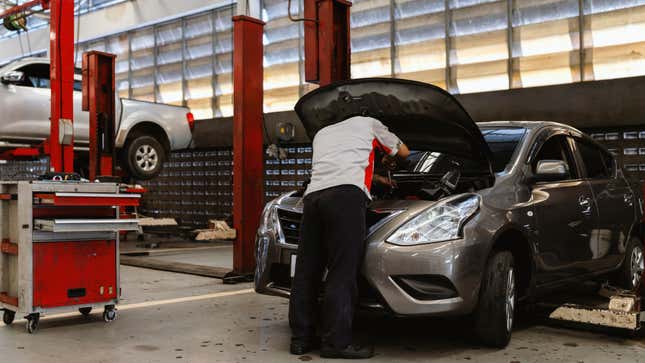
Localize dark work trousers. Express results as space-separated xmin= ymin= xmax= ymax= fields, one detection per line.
xmin=289 ymin=184 xmax=368 ymax=349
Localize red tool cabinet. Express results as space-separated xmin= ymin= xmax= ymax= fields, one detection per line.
xmin=0 ymin=181 xmax=140 ymax=333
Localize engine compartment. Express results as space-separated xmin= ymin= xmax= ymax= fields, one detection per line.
xmin=370 ymin=149 xmax=493 ymax=202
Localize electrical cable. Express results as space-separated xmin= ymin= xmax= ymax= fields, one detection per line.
xmin=25 ymin=28 xmax=31 ymax=54
xmin=17 ymin=29 xmax=24 ymax=56
xmin=287 ymin=0 xmax=317 ymax=23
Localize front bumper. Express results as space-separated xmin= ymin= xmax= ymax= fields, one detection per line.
xmin=362 ymin=238 xmax=486 ymax=316
xmin=255 ymin=229 xmax=488 ymax=316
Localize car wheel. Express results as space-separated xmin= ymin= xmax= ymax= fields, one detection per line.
xmin=615 ymin=238 xmax=644 ymax=291
xmin=124 ymin=135 xmax=166 ymax=180
xmin=474 ymin=251 xmax=515 ymax=348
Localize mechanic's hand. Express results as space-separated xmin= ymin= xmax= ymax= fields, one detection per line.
xmin=373 ymin=174 xmax=397 ymax=189
xmin=382 ymin=155 xmax=398 ymax=171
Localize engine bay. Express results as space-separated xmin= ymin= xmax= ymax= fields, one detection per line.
xmin=369 ymin=149 xmax=493 ymax=201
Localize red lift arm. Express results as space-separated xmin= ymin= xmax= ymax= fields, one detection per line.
xmin=0 ymin=0 xmax=75 ymax=172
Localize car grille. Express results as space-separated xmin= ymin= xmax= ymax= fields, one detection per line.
xmin=277 ymin=208 xmax=302 ymax=245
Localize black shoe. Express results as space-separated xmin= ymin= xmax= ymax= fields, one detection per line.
xmin=290 ymin=338 xmax=320 ymax=355
xmin=320 ymin=344 xmax=375 ymax=359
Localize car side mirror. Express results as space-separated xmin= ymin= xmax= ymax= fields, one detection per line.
xmin=531 ymin=160 xmax=569 ymax=183
xmin=1 ymin=71 xmax=25 ymax=85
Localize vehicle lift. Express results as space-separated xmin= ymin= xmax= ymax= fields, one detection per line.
xmin=0 ymin=0 xmax=141 ymax=333
xmin=229 ymin=0 xmax=351 ymax=282
xmin=541 ymin=269 xmax=645 ymax=335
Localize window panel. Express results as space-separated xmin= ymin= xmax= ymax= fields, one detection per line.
xmin=187 ymin=77 xmax=214 ymax=101
xmin=130 ymin=28 xmax=154 ymax=52
xmin=262 ymin=0 xmax=302 ymax=113
xmin=517 ymin=51 xmax=577 ymax=87
xmin=590 ymin=41 xmax=645 ymax=80
xmin=512 ymin=18 xmax=578 ymax=58
xmin=185 ymin=14 xmax=213 ymax=39
xmin=449 ymin=1 xmax=507 ymax=37
xmin=451 ymin=29 xmax=508 ymax=65
xmin=586 ymin=5 xmax=645 ymax=49
xmin=454 ymin=59 xmax=509 ymax=93
xmin=187 ymin=99 xmax=213 ymax=119
xmin=107 ymin=35 xmax=130 ymax=75
xmin=158 ymin=82 xmax=183 ymax=105
xmin=513 ymin=0 xmax=579 ymax=27
xmin=584 ymin=0 xmax=645 ymax=15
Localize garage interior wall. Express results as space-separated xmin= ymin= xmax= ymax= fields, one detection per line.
xmin=5 ymin=1 xmax=645 ymax=118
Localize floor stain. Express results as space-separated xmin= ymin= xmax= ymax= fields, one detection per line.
xmin=134 ymin=345 xmax=160 ymax=352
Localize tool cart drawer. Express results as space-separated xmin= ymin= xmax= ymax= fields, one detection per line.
xmin=32 ymin=241 xmax=117 ymax=309
xmin=34 ymin=218 xmax=139 ymax=233
xmin=34 ymin=192 xmax=141 ymax=207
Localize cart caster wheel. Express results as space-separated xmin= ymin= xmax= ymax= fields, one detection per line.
xmin=3 ymin=310 xmax=15 ymax=325
xmin=79 ymin=307 xmax=92 ymax=316
xmin=103 ymin=308 xmax=117 ymax=323
xmin=25 ymin=314 xmax=40 ymax=334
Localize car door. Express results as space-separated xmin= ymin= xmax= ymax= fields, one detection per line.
xmin=0 ymin=63 xmax=51 ymax=142
xmin=572 ymin=138 xmax=635 ymax=271
xmin=530 ymin=133 xmax=597 ymax=284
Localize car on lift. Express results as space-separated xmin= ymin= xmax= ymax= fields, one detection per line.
xmin=0 ymin=58 xmax=194 ymax=179
xmin=254 ymin=78 xmax=645 ymax=348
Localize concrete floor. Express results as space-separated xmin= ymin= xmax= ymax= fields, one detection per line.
xmin=2 ymin=255 xmax=645 ymax=362
xmin=152 ymin=246 xmax=233 ymax=269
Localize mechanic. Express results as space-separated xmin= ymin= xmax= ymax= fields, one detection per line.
xmin=289 ymin=115 xmax=410 ymax=359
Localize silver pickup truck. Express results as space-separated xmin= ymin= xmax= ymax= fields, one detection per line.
xmin=0 ymin=58 xmax=193 ymax=179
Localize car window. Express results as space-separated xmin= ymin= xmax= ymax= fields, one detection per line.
xmin=480 ymin=127 xmax=526 ymax=172
xmin=532 ymin=134 xmax=577 ymax=180
xmin=574 ymin=139 xmax=613 ymax=179
xmin=16 ymin=63 xmax=50 ymax=88
xmin=16 ymin=63 xmax=83 ymax=91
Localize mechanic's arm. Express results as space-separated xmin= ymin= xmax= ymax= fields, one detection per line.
xmin=373 ymin=119 xmax=409 ymax=168
xmin=396 ymin=143 xmax=410 ymax=160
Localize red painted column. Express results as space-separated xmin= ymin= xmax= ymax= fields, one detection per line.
xmin=82 ymin=51 xmax=117 ymax=180
xmin=49 ymin=0 xmax=75 ymax=172
xmin=304 ymin=0 xmax=351 ymax=86
xmin=232 ymin=15 xmax=265 ymax=275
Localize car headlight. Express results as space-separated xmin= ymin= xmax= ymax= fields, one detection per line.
xmin=257 ymin=192 xmax=294 ymax=235
xmin=386 ymin=194 xmax=480 ymax=246
xmin=258 ymin=199 xmax=279 ymax=235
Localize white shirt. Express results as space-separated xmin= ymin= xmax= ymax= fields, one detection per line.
xmin=304 ymin=116 xmax=402 ymax=199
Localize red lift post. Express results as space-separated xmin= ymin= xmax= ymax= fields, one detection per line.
xmin=82 ymin=51 xmax=117 ymax=180
xmin=230 ymin=1 xmax=351 ymax=275
xmin=232 ymin=15 xmax=266 ymax=275
xmin=304 ymin=0 xmax=351 ymax=86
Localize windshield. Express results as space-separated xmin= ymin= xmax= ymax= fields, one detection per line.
xmin=401 ymin=127 xmax=526 ymax=175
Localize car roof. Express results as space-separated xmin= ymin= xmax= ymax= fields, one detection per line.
xmin=476 ymin=120 xmax=575 ymax=130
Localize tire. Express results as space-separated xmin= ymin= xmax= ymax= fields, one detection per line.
xmin=79 ymin=307 xmax=92 ymax=316
xmin=614 ymin=238 xmax=644 ymax=291
xmin=26 ymin=314 xmax=39 ymax=334
xmin=474 ymin=251 xmax=516 ymax=348
xmin=124 ymin=135 xmax=167 ymax=180
xmin=3 ymin=310 xmax=15 ymax=325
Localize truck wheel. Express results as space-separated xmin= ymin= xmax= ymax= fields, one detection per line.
xmin=613 ymin=238 xmax=644 ymax=291
xmin=124 ymin=135 xmax=166 ymax=180
xmin=474 ymin=251 xmax=515 ymax=348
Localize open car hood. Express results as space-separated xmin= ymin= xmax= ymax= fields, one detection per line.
xmin=294 ymin=78 xmax=494 ymax=173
